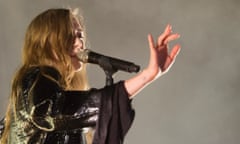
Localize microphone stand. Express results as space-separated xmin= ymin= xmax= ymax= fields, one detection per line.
xmin=98 ymin=57 xmax=118 ymax=86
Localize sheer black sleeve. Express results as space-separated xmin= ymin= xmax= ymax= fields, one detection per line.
xmin=93 ymin=81 xmax=135 ymax=144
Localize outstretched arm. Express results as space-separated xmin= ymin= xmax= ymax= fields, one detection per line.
xmin=124 ymin=24 xmax=181 ymax=98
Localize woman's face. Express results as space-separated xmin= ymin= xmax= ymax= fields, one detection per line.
xmin=69 ymin=18 xmax=85 ymax=72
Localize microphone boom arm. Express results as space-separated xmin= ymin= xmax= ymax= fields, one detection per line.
xmin=77 ymin=49 xmax=141 ymax=86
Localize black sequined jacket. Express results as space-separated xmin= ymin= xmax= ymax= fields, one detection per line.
xmin=1 ymin=66 xmax=135 ymax=144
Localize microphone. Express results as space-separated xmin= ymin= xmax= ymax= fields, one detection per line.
xmin=77 ymin=49 xmax=140 ymax=73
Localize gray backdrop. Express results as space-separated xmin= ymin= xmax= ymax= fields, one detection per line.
xmin=0 ymin=0 xmax=240 ymax=144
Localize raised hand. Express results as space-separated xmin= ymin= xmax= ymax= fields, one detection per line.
xmin=124 ymin=24 xmax=181 ymax=97
xmin=147 ymin=24 xmax=181 ymax=78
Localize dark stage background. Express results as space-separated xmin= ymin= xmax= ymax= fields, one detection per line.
xmin=0 ymin=0 xmax=240 ymax=144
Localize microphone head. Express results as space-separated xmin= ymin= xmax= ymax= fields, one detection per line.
xmin=77 ymin=49 xmax=91 ymax=63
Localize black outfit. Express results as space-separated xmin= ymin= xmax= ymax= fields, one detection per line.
xmin=5 ymin=66 xmax=135 ymax=144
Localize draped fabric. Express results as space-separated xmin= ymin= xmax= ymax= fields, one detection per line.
xmin=2 ymin=66 xmax=134 ymax=144
xmin=93 ymin=81 xmax=135 ymax=144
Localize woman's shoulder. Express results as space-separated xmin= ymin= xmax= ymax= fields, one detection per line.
xmin=23 ymin=65 xmax=61 ymax=80
xmin=20 ymin=66 xmax=61 ymax=88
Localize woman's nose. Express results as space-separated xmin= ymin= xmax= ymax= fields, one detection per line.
xmin=71 ymin=38 xmax=84 ymax=55
xmin=73 ymin=37 xmax=83 ymax=48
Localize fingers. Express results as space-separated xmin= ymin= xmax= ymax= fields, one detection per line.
xmin=158 ymin=24 xmax=172 ymax=46
xmin=148 ymin=34 xmax=155 ymax=49
xmin=148 ymin=34 xmax=158 ymax=62
xmin=163 ymin=33 xmax=180 ymax=45
xmin=158 ymin=24 xmax=180 ymax=49
xmin=150 ymin=25 xmax=180 ymax=49
xmin=162 ymin=44 xmax=181 ymax=72
xmin=147 ymin=34 xmax=160 ymax=70
xmin=169 ymin=44 xmax=181 ymax=59
xmin=147 ymin=25 xmax=181 ymax=74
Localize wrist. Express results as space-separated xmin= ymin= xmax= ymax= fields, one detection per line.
xmin=142 ymin=68 xmax=160 ymax=83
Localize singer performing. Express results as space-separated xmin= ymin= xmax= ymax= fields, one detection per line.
xmin=0 ymin=8 xmax=181 ymax=144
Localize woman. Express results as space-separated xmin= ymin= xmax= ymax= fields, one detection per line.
xmin=0 ymin=8 xmax=180 ymax=144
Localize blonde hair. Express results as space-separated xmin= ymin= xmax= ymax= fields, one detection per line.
xmin=1 ymin=8 xmax=89 ymax=143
